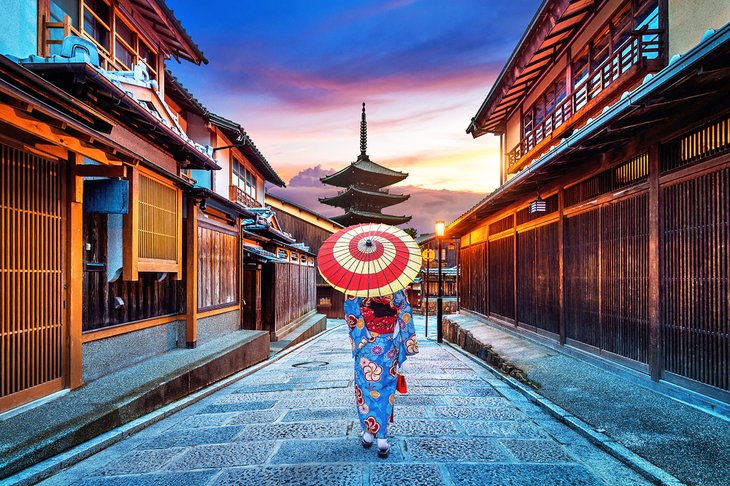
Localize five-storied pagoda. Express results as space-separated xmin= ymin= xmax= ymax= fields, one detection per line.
xmin=320 ymin=103 xmax=411 ymax=226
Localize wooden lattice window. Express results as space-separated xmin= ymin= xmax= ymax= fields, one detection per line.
xmin=124 ymin=169 xmax=182 ymax=280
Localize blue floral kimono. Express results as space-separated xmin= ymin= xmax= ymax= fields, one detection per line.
xmin=345 ymin=289 xmax=418 ymax=439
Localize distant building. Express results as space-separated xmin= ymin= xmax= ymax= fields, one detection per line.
xmin=453 ymin=0 xmax=730 ymax=403
xmin=266 ymin=193 xmax=346 ymax=318
xmin=320 ymin=103 xmax=411 ymax=226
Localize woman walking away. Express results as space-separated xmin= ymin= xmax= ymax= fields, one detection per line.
xmin=345 ymin=289 xmax=418 ymax=458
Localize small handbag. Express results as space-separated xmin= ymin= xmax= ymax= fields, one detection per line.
xmin=396 ymin=372 xmax=408 ymax=394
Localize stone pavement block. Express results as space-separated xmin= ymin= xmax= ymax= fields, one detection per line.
xmin=240 ymin=420 xmax=351 ymax=440
xmin=276 ymin=396 xmax=355 ymax=409
xmin=215 ymin=391 xmax=296 ymax=403
xmin=460 ymin=420 xmax=548 ymax=439
xmin=215 ymin=465 xmax=364 ymax=486
xmin=445 ymin=396 xmax=511 ymax=407
xmin=224 ymin=409 xmax=284 ymax=425
xmin=74 ymin=470 xmax=217 ymax=486
xmin=500 ymin=439 xmax=575 ymax=463
xmin=392 ymin=405 xmax=430 ymax=418
xmin=90 ymin=447 xmax=186 ymax=476
xmin=137 ymin=425 xmax=245 ymax=449
xmin=393 ymin=394 xmax=447 ymax=406
xmin=388 ymin=419 xmax=460 ymax=437
xmin=406 ymin=438 xmax=511 ymax=462
xmin=369 ymin=463 xmax=443 ymax=485
xmin=296 ymin=380 xmax=351 ymax=390
xmin=282 ymin=408 xmax=354 ymax=422
xmin=201 ymin=400 xmax=277 ymax=414
xmin=446 ymin=463 xmax=603 ymax=486
xmin=415 ymin=378 xmax=485 ymax=387
xmin=455 ymin=385 xmax=502 ymax=397
xmin=167 ymin=441 xmax=275 ymax=469
xmin=173 ymin=412 xmax=238 ymax=429
xmin=270 ymin=439 xmax=403 ymax=464
xmin=408 ymin=386 xmax=461 ymax=395
xmin=434 ymin=406 xmax=527 ymax=420
xmin=232 ymin=383 xmax=298 ymax=393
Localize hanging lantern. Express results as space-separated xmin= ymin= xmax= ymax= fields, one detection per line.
xmin=529 ymin=194 xmax=547 ymax=214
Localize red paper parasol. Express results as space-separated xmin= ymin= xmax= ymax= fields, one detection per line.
xmin=317 ymin=223 xmax=422 ymax=297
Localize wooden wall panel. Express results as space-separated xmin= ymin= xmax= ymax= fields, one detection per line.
xmin=82 ymin=213 xmax=184 ymax=331
xmin=0 ymin=144 xmax=65 ymax=410
xmin=662 ymin=169 xmax=729 ymax=391
xmin=267 ymin=264 xmax=317 ymax=331
xmin=489 ymin=236 xmax=514 ymax=319
xmin=564 ymin=210 xmax=600 ymax=347
xmin=459 ymin=243 xmax=487 ymax=315
xmin=600 ymin=194 xmax=649 ymax=363
xmin=517 ymin=223 xmax=560 ymax=334
xmin=197 ymin=226 xmax=238 ymax=310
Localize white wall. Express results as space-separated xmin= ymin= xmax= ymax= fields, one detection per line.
xmin=668 ymin=0 xmax=730 ymax=57
xmin=0 ymin=0 xmax=37 ymax=58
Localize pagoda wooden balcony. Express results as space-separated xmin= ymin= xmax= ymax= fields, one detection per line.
xmin=507 ymin=29 xmax=664 ymax=174
xmin=230 ymin=185 xmax=262 ymax=208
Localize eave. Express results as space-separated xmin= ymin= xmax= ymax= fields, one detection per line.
xmin=467 ymin=0 xmax=594 ymax=137
xmin=330 ymin=209 xmax=412 ymax=226
xmin=319 ymin=185 xmax=410 ymax=209
xmin=209 ymin=114 xmax=286 ymax=187
xmin=452 ymin=24 xmax=730 ymax=235
xmin=21 ymin=62 xmax=219 ymax=170
xmin=126 ymin=0 xmax=208 ymax=64
xmin=320 ymin=157 xmax=408 ymax=188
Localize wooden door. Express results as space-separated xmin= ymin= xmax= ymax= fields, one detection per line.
xmin=0 ymin=144 xmax=66 ymax=413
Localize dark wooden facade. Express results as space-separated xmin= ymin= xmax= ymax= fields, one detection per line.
xmin=456 ymin=0 xmax=730 ymax=402
xmin=267 ymin=195 xmax=345 ymax=318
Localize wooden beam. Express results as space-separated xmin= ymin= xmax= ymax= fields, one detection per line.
xmin=0 ymin=103 xmax=124 ymax=165
xmin=68 ymin=154 xmax=83 ymax=389
xmin=647 ymin=143 xmax=661 ymax=381
xmin=185 ymin=199 xmax=198 ymax=347
xmin=558 ymin=189 xmax=566 ymax=345
xmin=175 ymin=189 xmax=183 ymax=280
xmin=74 ymin=164 xmax=127 ymax=178
xmin=123 ymin=168 xmax=139 ymax=280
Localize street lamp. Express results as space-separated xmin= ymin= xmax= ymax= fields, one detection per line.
xmin=435 ymin=220 xmax=444 ymax=343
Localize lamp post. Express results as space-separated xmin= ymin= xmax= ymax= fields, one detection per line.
xmin=435 ymin=220 xmax=445 ymax=343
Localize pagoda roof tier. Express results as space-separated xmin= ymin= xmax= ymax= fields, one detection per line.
xmin=330 ymin=208 xmax=411 ymax=226
xmin=319 ymin=185 xmax=409 ymax=209
xmin=320 ymin=156 xmax=408 ymax=188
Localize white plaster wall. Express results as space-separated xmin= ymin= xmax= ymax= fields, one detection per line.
xmin=0 ymin=0 xmax=37 ymax=58
xmin=668 ymin=0 xmax=730 ymax=58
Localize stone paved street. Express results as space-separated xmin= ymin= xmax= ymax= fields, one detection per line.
xmin=40 ymin=317 xmax=651 ymax=485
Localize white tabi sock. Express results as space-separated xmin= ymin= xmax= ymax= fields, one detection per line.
xmin=362 ymin=431 xmax=374 ymax=443
xmin=377 ymin=438 xmax=389 ymax=450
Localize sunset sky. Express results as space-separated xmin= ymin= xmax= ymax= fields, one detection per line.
xmin=169 ymin=0 xmax=540 ymax=233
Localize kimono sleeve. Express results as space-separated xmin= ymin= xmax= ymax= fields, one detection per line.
xmin=393 ymin=290 xmax=418 ymax=366
xmin=344 ymin=296 xmax=370 ymax=358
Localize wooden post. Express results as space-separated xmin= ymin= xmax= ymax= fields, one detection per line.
xmin=185 ymin=198 xmax=198 ymax=348
xmin=68 ymin=154 xmax=83 ymax=389
xmin=648 ymin=144 xmax=661 ymax=380
xmin=558 ymin=189 xmax=566 ymax=345
xmin=513 ymin=213 xmax=518 ymax=326
xmin=122 ymin=167 xmax=139 ymax=281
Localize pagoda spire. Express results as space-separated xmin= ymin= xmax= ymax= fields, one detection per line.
xmin=320 ymin=103 xmax=411 ymax=226
xmin=360 ymin=102 xmax=367 ymax=158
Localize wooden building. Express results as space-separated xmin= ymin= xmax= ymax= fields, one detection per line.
xmin=266 ymin=193 xmax=346 ymax=318
xmin=0 ymin=0 xmax=317 ymax=415
xmin=453 ymin=0 xmax=730 ymax=403
xmin=320 ymin=103 xmax=411 ymax=226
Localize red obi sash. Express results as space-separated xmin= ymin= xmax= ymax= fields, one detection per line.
xmin=361 ymin=297 xmax=398 ymax=334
